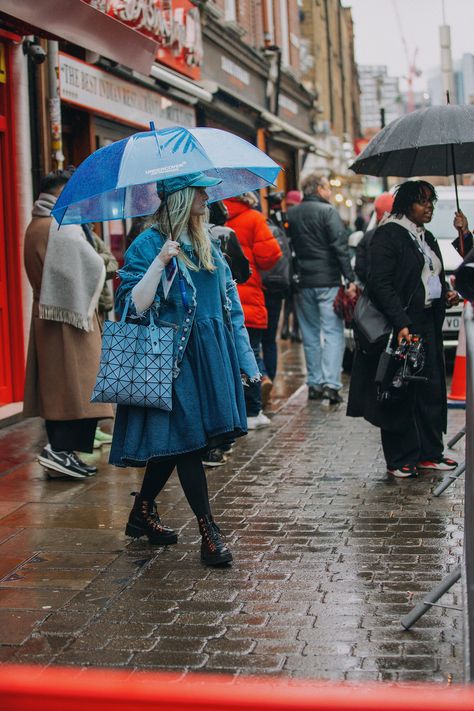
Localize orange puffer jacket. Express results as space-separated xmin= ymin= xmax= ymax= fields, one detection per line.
xmin=224 ymin=198 xmax=282 ymax=329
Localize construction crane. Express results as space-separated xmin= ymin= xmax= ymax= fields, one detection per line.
xmin=391 ymin=0 xmax=422 ymax=112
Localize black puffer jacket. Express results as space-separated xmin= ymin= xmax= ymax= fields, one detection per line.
xmin=287 ymin=195 xmax=354 ymax=287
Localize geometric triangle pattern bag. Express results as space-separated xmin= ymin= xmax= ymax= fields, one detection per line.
xmin=91 ymin=297 xmax=174 ymax=411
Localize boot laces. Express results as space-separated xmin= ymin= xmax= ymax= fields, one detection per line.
xmin=131 ymin=492 xmax=166 ymax=533
xmin=200 ymin=518 xmax=223 ymax=552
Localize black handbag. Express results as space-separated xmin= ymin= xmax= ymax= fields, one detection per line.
xmin=352 ymin=290 xmax=392 ymax=355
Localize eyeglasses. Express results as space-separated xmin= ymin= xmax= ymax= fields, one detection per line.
xmin=415 ymin=197 xmax=436 ymax=206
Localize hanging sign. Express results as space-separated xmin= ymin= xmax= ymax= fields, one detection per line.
xmin=82 ymin=0 xmax=203 ymax=80
xmin=59 ymin=53 xmax=196 ymax=129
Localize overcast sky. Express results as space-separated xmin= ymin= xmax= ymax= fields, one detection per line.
xmin=341 ymin=0 xmax=474 ymax=92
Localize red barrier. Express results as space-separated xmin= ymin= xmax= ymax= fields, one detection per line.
xmin=1 ymin=665 xmax=474 ymax=711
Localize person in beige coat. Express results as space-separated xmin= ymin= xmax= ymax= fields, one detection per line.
xmin=23 ymin=169 xmax=113 ymax=479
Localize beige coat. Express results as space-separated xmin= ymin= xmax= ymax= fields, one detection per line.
xmin=23 ymin=215 xmax=113 ymax=421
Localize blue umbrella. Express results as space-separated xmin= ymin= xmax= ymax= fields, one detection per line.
xmin=52 ymin=124 xmax=281 ymax=225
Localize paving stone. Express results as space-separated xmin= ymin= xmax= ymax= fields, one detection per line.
xmin=132 ymin=650 xmax=208 ymax=669
xmin=0 ymin=349 xmax=465 ymax=682
xmin=0 ymin=609 xmax=49 ymax=644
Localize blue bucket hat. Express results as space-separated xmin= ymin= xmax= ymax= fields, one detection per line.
xmin=157 ymin=171 xmax=222 ymax=198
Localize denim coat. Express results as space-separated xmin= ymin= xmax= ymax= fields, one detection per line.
xmin=115 ymin=226 xmax=259 ymax=381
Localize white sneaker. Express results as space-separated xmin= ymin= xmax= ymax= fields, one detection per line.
xmin=247 ymin=411 xmax=271 ymax=430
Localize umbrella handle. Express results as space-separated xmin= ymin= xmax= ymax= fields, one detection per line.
xmin=457 ymin=226 xmax=465 ymax=258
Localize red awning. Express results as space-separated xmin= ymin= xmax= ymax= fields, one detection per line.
xmin=1 ymin=0 xmax=158 ymax=76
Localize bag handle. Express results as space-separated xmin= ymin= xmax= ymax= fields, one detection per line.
xmin=120 ymin=296 xmax=156 ymax=329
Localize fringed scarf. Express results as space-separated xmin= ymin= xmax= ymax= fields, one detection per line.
xmin=35 ymin=193 xmax=106 ymax=332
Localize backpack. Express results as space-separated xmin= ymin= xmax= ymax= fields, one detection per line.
xmin=209 ymin=224 xmax=251 ymax=284
xmin=261 ymin=222 xmax=291 ymax=294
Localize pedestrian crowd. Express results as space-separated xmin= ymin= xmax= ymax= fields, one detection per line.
xmin=23 ymin=164 xmax=474 ymax=566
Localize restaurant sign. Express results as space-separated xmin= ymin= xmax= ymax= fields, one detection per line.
xmin=83 ymin=0 xmax=203 ymax=80
xmin=59 ymin=53 xmax=196 ymax=129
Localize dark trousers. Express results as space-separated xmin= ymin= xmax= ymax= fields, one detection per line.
xmin=45 ymin=418 xmax=98 ymax=453
xmin=262 ymin=293 xmax=283 ymax=381
xmin=140 ymin=451 xmax=211 ymax=518
xmin=245 ymin=327 xmax=264 ymax=416
xmin=381 ymin=310 xmax=444 ymax=469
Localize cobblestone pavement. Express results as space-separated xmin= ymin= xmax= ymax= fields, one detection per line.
xmin=0 ymin=342 xmax=465 ymax=683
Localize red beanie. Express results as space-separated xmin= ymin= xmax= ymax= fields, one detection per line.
xmin=374 ymin=192 xmax=394 ymax=222
xmin=286 ymin=190 xmax=302 ymax=206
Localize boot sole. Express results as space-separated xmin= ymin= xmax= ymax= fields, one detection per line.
xmin=125 ymin=522 xmax=178 ymax=545
xmin=201 ymin=551 xmax=233 ymax=566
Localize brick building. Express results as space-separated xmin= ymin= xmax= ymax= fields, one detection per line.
xmin=298 ymin=0 xmax=362 ymax=216
xmin=200 ymin=0 xmax=318 ymax=193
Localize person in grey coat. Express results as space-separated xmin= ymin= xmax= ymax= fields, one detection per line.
xmin=287 ymin=174 xmax=356 ymax=403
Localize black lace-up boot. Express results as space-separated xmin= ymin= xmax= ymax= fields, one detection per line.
xmin=125 ymin=492 xmax=178 ymax=545
xmin=198 ymin=515 xmax=233 ymax=566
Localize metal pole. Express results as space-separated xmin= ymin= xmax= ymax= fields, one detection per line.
xmin=432 ymin=460 xmax=465 ymax=497
xmin=400 ymin=566 xmax=461 ymax=630
xmin=447 ymin=426 xmax=466 ymax=449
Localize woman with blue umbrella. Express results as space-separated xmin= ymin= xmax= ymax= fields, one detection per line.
xmin=109 ymin=171 xmax=260 ymax=566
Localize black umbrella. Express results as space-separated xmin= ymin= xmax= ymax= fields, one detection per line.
xmin=350 ymin=101 xmax=474 ymax=252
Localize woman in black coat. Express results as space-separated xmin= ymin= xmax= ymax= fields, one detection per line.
xmin=347 ymin=181 xmax=460 ymax=478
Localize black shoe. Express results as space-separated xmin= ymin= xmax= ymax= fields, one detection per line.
xmin=198 ymin=515 xmax=233 ymax=566
xmin=202 ymin=449 xmax=227 ymax=467
xmin=308 ymin=385 xmax=323 ymax=400
xmin=322 ymin=386 xmax=343 ymax=405
xmin=73 ymin=454 xmax=98 ymax=475
xmin=125 ymin=492 xmax=178 ymax=545
xmin=219 ymin=441 xmax=235 ymax=453
xmin=38 ymin=445 xmax=89 ymax=479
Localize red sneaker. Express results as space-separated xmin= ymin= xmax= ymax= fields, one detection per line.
xmin=417 ymin=457 xmax=458 ymax=471
xmin=387 ymin=465 xmax=418 ymax=478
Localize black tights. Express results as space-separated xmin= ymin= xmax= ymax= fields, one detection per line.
xmin=140 ymin=451 xmax=211 ymax=518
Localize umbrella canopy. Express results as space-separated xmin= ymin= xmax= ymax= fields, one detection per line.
xmin=350 ymin=104 xmax=474 ymax=177
xmin=52 ymin=125 xmax=281 ymax=225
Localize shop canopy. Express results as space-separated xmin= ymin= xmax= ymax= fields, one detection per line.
xmin=0 ymin=0 xmax=157 ymax=76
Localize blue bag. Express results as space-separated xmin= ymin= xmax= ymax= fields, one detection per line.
xmin=91 ymin=298 xmax=174 ymax=410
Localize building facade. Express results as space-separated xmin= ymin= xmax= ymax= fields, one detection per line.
xmin=358 ymin=65 xmax=402 ymax=135
xmin=0 ymin=0 xmax=322 ymax=418
xmin=298 ymin=0 xmax=361 ymax=216
xmin=200 ymin=0 xmax=317 ymax=193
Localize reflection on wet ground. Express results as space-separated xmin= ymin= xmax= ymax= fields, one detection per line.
xmin=0 ymin=340 xmax=465 ymax=681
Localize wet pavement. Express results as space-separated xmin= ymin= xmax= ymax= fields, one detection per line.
xmin=0 ymin=340 xmax=465 ymax=682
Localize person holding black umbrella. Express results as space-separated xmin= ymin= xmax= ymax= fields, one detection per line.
xmin=347 ymin=180 xmax=460 ymax=479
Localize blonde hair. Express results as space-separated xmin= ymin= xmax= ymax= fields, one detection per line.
xmin=155 ymin=187 xmax=215 ymax=272
xmin=235 ymin=191 xmax=259 ymax=207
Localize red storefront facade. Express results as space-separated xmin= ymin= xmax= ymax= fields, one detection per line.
xmin=0 ymin=29 xmax=24 ymax=409
xmin=0 ymin=1 xmax=205 ymax=417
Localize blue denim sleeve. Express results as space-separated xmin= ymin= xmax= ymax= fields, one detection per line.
xmin=223 ymin=259 xmax=260 ymax=381
xmin=115 ymin=229 xmax=164 ymax=318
